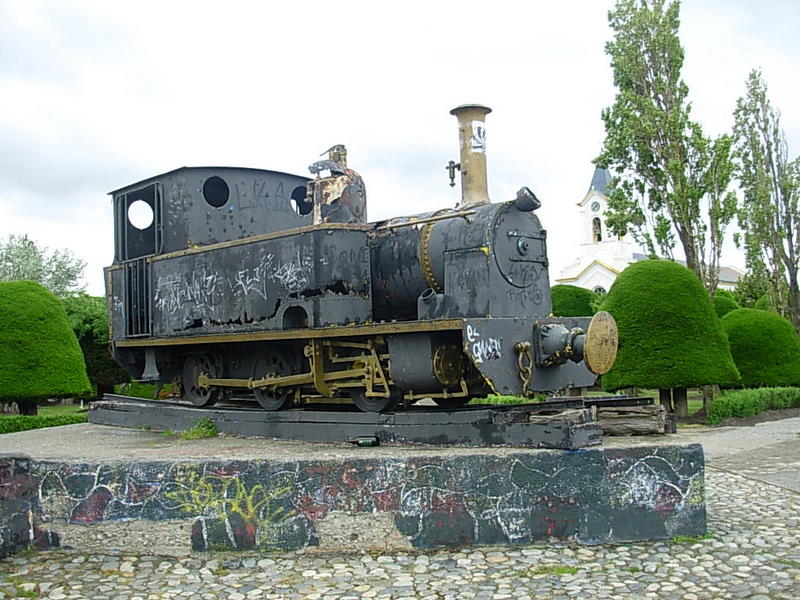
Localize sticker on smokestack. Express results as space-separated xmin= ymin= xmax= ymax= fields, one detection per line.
xmin=471 ymin=121 xmax=486 ymax=153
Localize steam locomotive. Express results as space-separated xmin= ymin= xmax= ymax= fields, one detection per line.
xmin=105 ymin=105 xmax=617 ymax=412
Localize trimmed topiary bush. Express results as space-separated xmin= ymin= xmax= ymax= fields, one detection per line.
xmin=600 ymin=260 xmax=739 ymax=390
xmin=713 ymin=290 xmax=740 ymax=318
xmin=720 ymin=308 xmax=800 ymax=387
xmin=707 ymin=387 xmax=800 ymax=424
xmin=0 ymin=281 xmax=91 ymax=414
xmin=550 ymin=284 xmax=599 ymax=317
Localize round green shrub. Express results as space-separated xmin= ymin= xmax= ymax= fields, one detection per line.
xmin=713 ymin=291 xmax=740 ymax=318
xmin=0 ymin=281 xmax=91 ymax=403
xmin=550 ymin=284 xmax=599 ymax=317
xmin=715 ymin=288 xmax=736 ymax=301
xmin=720 ymin=308 xmax=800 ymax=387
xmin=599 ymin=260 xmax=739 ymax=390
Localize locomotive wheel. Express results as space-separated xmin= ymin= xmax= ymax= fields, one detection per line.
xmin=351 ymin=389 xmax=400 ymax=413
xmin=182 ymin=354 xmax=221 ymax=407
xmin=252 ymin=351 xmax=294 ymax=411
xmin=432 ymin=397 xmax=471 ymax=409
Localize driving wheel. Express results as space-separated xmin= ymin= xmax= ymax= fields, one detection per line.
xmin=351 ymin=388 xmax=401 ymax=413
xmin=252 ymin=351 xmax=294 ymax=411
xmin=182 ymin=354 xmax=221 ymax=407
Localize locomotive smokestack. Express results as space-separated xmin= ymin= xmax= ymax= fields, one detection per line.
xmin=450 ymin=104 xmax=492 ymax=207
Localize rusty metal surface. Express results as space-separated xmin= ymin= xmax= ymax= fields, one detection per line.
xmin=308 ymin=161 xmax=367 ymax=224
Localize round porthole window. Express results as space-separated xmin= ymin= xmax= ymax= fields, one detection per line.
xmin=203 ymin=176 xmax=230 ymax=208
xmin=128 ymin=200 xmax=154 ymax=230
xmin=291 ymin=184 xmax=313 ymax=216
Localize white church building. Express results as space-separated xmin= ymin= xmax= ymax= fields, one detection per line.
xmin=555 ymin=167 xmax=742 ymax=293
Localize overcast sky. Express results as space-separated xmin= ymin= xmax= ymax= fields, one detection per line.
xmin=1 ymin=0 xmax=798 ymax=295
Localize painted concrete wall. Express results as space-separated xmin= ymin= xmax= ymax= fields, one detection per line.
xmin=0 ymin=456 xmax=59 ymax=558
xmin=1 ymin=445 xmax=705 ymax=556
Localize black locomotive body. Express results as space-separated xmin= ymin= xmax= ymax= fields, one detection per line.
xmin=106 ymin=105 xmax=617 ymax=412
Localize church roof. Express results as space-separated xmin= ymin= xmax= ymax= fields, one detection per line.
xmin=632 ymin=253 xmax=743 ymax=284
xmin=588 ymin=166 xmax=612 ymax=195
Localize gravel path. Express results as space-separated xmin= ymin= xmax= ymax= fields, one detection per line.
xmin=1 ymin=468 xmax=798 ymax=600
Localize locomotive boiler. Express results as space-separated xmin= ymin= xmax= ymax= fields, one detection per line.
xmin=106 ymin=105 xmax=617 ymax=412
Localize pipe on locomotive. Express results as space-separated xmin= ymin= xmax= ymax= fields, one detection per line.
xmin=450 ymin=104 xmax=492 ymax=208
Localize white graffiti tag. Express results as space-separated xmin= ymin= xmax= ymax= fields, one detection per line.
xmin=154 ymin=270 xmax=222 ymax=315
xmin=228 ymin=253 xmax=274 ymax=300
xmin=466 ymin=324 xmax=502 ymax=364
xmin=271 ymin=260 xmax=309 ymax=293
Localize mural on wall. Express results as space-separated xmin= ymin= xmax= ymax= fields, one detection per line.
xmin=1 ymin=445 xmax=706 ymax=555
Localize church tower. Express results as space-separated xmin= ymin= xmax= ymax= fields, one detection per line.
xmin=556 ymin=166 xmax=636 ymax=294
xmin=557 ymin=165 xmax=742 ymax=292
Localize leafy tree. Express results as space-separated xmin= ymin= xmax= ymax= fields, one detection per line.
xmin=733 ymin=270 xmax=772 ymax=308
xmin=0 ymin=281 xmax=90 ymax=414
xmin=63 ymin=293 xmax=130 ymax=399
xmin=600 ymin=260 xmax=739 ymax=414
xmin=0 ymin=234 xmax=85 ymax=297
xmin=754 ymin=294 xmax=777 ymax=312
xmin=597 ymin=0 xmax=737 ymax=294
xmin=550 ymin=285 xmax=599 ymax=317
xmin=732 ymin=70 xmax=800 ymax=332
xmin=721 ymin=308 xmax=800 ymax=387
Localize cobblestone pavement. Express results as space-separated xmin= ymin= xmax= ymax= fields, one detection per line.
xmin=1 ymin=469 xmax=798 ymax=600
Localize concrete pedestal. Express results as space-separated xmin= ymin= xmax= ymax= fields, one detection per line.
xmin=1 ymin=425 xmax=705 ymax=556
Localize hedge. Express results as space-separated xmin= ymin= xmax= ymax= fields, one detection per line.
xmin=550 ymin=285 xmax=599 ymax=317
xmin=0 ymin=413 xmax=87 ymax=434
xmin=708 ymin=387 xmax=800 ymax=424
xmin=600 ymin=260 xmax=739 ymax=390
xmin=721 ymin=308 xmax=800 ymax=387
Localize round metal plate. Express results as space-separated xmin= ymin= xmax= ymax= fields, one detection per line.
xmin=491 ymin=204 xmax=547 ymax=289
xmin=584 ymin=311 xmax=618 ymax=375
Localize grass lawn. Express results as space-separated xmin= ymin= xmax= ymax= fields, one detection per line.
xmin=38 ymin=403 xmax=87 ymax=416
xmin=0 ymin=402 xmax=86 ymax=418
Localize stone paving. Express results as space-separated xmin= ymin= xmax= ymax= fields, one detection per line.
xmin=1 ymin=468 xmax=798 ymax=600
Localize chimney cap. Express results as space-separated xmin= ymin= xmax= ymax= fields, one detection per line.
xmin=450 ymin=104 xmax=492 ymax=116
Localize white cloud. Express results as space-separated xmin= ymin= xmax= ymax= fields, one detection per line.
xmin=1 ymin=0 xmax=797 ymax=295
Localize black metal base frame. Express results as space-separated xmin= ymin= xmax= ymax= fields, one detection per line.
xmin=90 ymin=395 xmax=605 ymax=450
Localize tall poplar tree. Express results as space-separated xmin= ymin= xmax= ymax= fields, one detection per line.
xmin=732 ymin=70 xmax=800 ymax=332
xmin=597 ymin=0 xmax=737 ymax=293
